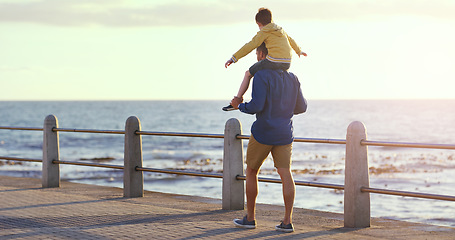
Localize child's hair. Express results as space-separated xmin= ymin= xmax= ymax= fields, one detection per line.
xmin=257 ymin=42 xmax=268 ymax=55
xmin=255 ymin=8 xmax=272 ymax=25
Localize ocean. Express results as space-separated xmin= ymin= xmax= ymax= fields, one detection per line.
xmin=1 ymin=100 xmax=455 ymax=227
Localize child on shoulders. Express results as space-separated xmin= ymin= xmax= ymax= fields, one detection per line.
xmin=223 ymin=7 xmax=307 ymax=111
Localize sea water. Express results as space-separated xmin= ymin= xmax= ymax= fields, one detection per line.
xmin=0 ymin=100 xmax=454 ymax=227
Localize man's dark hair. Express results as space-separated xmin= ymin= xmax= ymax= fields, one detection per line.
xmin=255 ymin=8 xmax=272 ymax=25
xmin=257 ymin=42 xmax=268 ymax=55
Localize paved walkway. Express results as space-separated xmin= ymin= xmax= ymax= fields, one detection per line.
xmin=0 ymin=176 xmax=454 ymax=239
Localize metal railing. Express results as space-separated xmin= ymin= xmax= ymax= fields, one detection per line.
xmin=361 ymin=139 xmax=455 ymax=150
xmin=52 ymin=160 xmax=124 ymax=170
xmin=1 ymin=116 xmax=455 ymax=228
xmin=0 ymin=126 xmax=347 ymax=190
xmin=54 ymin=128 xmax=125 ymax=135
xmin=0 ymin=156 xmax=42 ymax=163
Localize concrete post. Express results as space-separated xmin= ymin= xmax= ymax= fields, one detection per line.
xmin=222 ymin=118 xmax=245 ymax=210
xmin=344 ymin=121 xmax=370 ymax=228
xmin=42 ymin=115 xmax=60 ymax=188
xmin=124 ymin=116 xmax=143 ymax=198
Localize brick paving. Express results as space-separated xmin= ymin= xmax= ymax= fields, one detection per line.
xmin=0 ymin=176 xmax=454 ymax=239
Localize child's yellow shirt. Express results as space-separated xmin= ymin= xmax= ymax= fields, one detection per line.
xmin=231 ymin=23 xmax=303 ymax=64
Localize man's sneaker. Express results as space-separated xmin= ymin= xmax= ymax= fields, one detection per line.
xmin=222 ymin=104 xmax=236 ymax=111
xmin=233 ymin=215 xmax=256 ymax=229
xmin=275 ymin=222 xmax=294 ymax=232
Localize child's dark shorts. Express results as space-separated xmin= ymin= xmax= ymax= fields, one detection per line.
xmin=249 ymin=59 xmax=291 ymax=76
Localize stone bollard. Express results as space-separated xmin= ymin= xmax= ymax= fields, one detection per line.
xmin=42 ymin=115 xmax=60 ymax=188
xmin=124 ymin=116 xmax=143 ymax=198
xmin=222 ymin=118 xmax=245 ymax=210
xmin=344 ymin=121 xmax=370 ymax=228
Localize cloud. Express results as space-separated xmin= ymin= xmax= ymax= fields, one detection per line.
xmin=0 ymin=0 xmax=454 ymax=27
xmin=0 ymin=0 xmax=251 ymax=27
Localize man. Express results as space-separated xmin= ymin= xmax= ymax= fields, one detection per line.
xmin=230 ymin=43 xmax=307 ymax=233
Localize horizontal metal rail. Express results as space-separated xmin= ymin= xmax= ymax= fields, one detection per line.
xmin=0 ymin=156 xmax=42 ymax=163
xmin=236 ymin=175 xmax=345 ymax=190
xmin=53 ymin=128 xmax=125 ymax=135
xmin=136 ymin=131 xmax=225 ymax=139
xmin=237 ymin=134 xmax=347 ymax=144
xmin=361 ymin=140 xmax=455 ymax=150
xmin=136 ymin=167 xmax=223 ymax=178
xmin=3 ymin=126 xmax=454 ymax=150
xmin=52 ymin=160 xmax=124 ymax=170
xmin=361 ymin=187 xmax=455 ymax=201
xmin=235 ymin=134 xmax=252 ymax=140
xmin=0 ymin=126 xmax=43 ymax=131
xmin=137 ymin=133 xmax=347 ymax=145
xmin=294 ymin=137 xmax=346 ymax=144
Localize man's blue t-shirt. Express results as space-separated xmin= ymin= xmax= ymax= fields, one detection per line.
xmin=238 ymin=69 xmax=307 ymax=145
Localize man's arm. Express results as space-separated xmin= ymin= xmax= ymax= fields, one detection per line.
xmin=292 ymin=73 xmax=307 ymax=114
xmin=238 ymin=73 xmax=267 ymax=114
xmin=294 ymin=87 xmax=307 ymax=115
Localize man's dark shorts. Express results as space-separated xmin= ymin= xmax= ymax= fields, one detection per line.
xmin=249 ymin=59 xmax=290 ymax=76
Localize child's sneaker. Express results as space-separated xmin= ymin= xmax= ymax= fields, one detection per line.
xmin=233 ymin=215 xmax=256 ymax=229
xmin=222 ymin=104 xmax=236 ymax=111
xmin=275 ymin=222 xmax=294 ymax=232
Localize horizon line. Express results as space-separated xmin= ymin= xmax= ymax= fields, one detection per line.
xmin=1 ymin=98 xmax=455 ymax=102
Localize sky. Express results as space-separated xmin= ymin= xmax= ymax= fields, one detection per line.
xmin=1 ymin=0 xmax=455 ymax=100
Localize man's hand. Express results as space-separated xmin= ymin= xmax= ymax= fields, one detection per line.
xmin=299 ymin=52 xmax=307 ymax=57
xmin=225 ymin=59 xmax=234 ymax=68
xmin=230 ymin=96 xmax=243 ymax=109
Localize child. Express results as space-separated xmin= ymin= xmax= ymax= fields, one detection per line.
xmin=223 ymin=7 xmax=307 ymax=111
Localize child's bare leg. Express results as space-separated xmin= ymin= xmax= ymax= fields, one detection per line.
xmin=236 ymin=70 xmax=253 ymax=98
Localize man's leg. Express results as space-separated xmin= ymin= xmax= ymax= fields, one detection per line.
xmin=276 ymin=167 xmax=295 ymax=225
xmin=246 ymin=166 xmax=260 ymax=221
xmin=233 ymin=135 xmax=270 ymax=228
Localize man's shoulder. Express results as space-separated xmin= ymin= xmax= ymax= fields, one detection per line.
xmin=255 ymin=69 xmax=296 ymax=79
